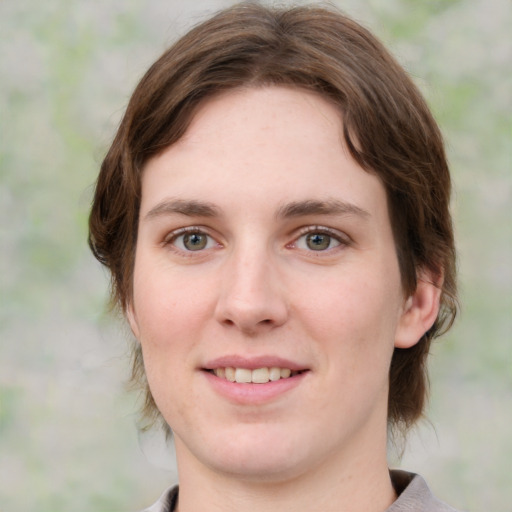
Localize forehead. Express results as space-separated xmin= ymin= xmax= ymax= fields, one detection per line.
xmin=181 ymin=86 xmax=342 ymax=146
xmin=141 ymin=86 xmax=388 ymax=224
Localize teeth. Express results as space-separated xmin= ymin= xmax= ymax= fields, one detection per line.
xmin=234 ymin=368 xmax=252 ymax=383
xmin=252 ymin=367 xmax=269 ymax=384
xmin=225 ymin=367 xmax=235 ymax=382
xmin=280 ymin=368 xmax=291 ymax=378
xmin=269 ymin=367 xmax=281 ymax=381
xmin=213 ymin=367 xmax=298 ymax=384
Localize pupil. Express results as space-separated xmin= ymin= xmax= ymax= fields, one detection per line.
xmin=184 ymin=233 xmax=206 ymax=250
xmin=307 ymin=233 xmax=330 ymax=250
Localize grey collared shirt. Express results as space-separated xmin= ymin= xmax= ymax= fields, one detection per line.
xmin=141 ymin=470 xmax=460 ymax=512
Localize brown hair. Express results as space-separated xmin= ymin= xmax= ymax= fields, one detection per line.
xmin=89 ymin=3 xmax=457 ymax=435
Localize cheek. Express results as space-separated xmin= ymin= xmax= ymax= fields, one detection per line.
xmin=132 ymin=266 xmax=209 ymax=426
xmin=302 ymin=272 xmax=401 ymax=332
xmin=132 ymin=258 xmax=214 ymax=347
xmin=295 ymin=266 xmax=403 ymax=370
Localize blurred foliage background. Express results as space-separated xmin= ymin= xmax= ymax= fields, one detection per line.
xmin=0 ymin=0 xmax=510 ymax=510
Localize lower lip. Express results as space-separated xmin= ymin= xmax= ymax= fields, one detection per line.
xmin=202 ymin=371 xmax=308 ymax=405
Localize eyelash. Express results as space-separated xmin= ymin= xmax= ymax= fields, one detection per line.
xmin=291 ymin=226 xmax=351 ymax=253
xmin=163 ymin=227 xmax=219 ymax=254
xmin=163 ymin=225 xmax=350 ymax=255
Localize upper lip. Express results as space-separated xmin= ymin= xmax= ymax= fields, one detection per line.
xmin=202 ymin=355 xmax=308 ymax=372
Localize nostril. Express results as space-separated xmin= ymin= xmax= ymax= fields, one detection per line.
xmin=215 ymin=294 xmax=288 ymax=332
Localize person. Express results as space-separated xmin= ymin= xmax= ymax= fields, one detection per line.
xmin=88 ymin=3 xmax=459 ymax=511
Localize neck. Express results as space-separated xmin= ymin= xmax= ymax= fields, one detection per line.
xmin=173 ymin=429 xmax=396 ymax=512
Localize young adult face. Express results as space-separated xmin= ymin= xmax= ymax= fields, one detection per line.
xmin=128 ymin=87 xmax=439 ymax=483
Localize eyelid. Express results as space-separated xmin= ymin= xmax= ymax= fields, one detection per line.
xmin=163 ymin=226 xmax=221 ymax=253
xmin=290 ymin=225 xmax=352 ymax=250
xmin=161 ymin=224 xmax=350 ymax=254
xmin=163 ymin=226 xmax=207 ymax=242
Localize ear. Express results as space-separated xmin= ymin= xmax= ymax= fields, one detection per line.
xmin=126 ymin=301 xmax=141 ymax=339
xmin=395 ymin=271 xmax=442 ymax=349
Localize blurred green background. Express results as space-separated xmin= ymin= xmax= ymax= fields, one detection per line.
xmin=1 ymin=0 xmax=510 ymax=510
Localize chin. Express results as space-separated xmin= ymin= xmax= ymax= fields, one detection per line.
xmin=187 ymin=425 xmax=313 ymax=483
xmin=214 ymin=451 xmax=310 ymax=483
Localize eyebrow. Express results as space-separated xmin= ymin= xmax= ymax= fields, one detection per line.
xmin=144 ymin=199 xmax=221 ymax=220
xmin=276 ymin=199 xmax=370 ymax=220
xmin=143 ymin=198 xmax=370 ymax=222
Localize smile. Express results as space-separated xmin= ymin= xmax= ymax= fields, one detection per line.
xmin=209 ymin=367 xmax=302 ymax=384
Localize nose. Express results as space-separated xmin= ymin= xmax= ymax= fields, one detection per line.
xmin=214 ymin=247 xmax=288 ymax=335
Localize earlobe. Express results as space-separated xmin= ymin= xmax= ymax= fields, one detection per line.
xmin=395 ymin=272 xmax=442 ymax=349
xmin=126 ymin=302 xmax=140 ymax=339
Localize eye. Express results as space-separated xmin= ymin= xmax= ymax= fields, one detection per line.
xmin=293 ymin=228 xmax=345 ymax=252
xmin=167 ymin=229 xmax=217 ymax=252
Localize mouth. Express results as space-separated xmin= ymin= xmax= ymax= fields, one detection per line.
xmin=202 ymin=358 xmax=309 ymax=403
xmin=205 ymin=367 xmax=306 ymax=384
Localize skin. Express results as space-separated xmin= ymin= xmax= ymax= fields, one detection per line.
xmin=127 ymin=87 xmax=441 ymax=512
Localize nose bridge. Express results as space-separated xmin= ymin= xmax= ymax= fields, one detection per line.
xmin=215 ymin=236 xmax=287 ymax=332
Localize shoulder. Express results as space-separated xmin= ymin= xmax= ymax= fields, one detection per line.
xmin=389 ymin=470 xmax=462 ymax=512
xmin=138 ymin=486 xmax=178 ymax=512
xmin=140 ymin=474 xmax=462 ymax=512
